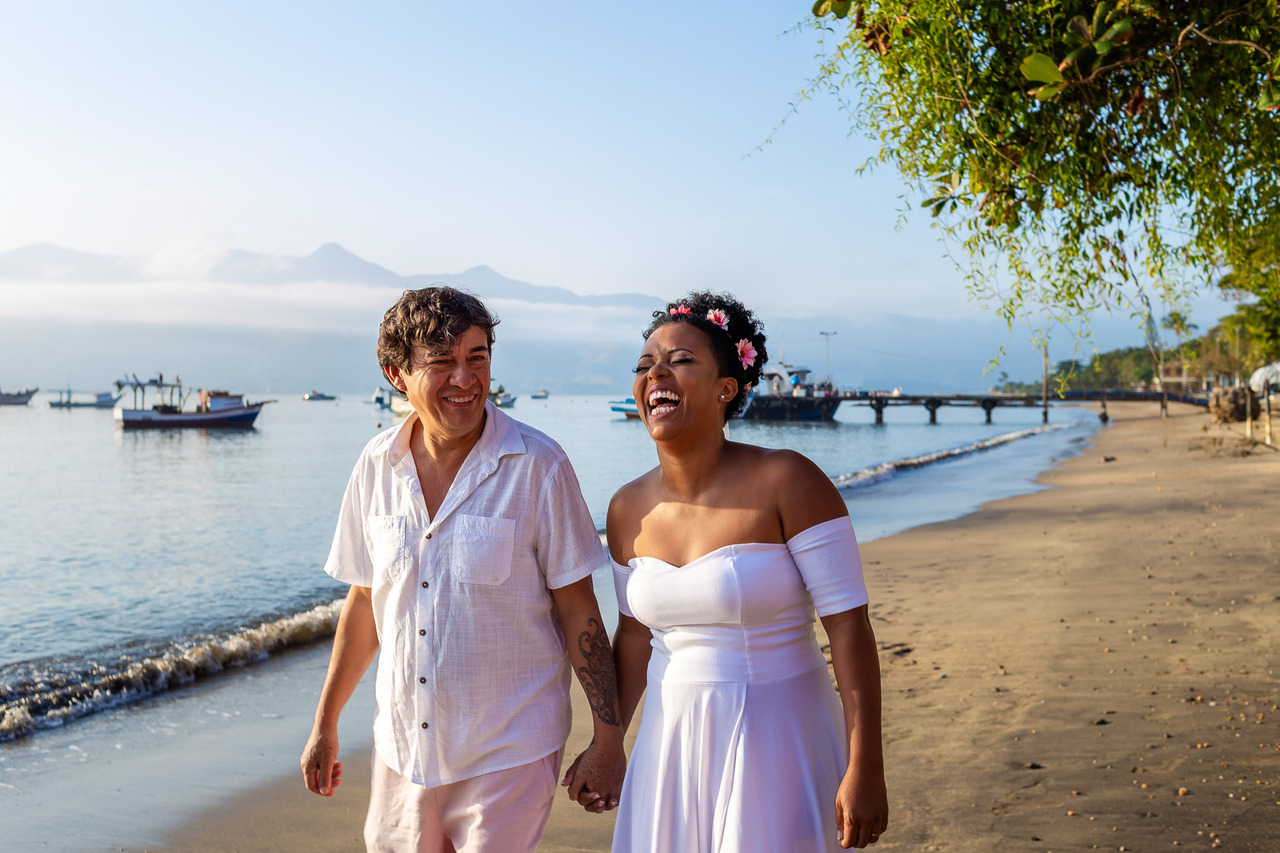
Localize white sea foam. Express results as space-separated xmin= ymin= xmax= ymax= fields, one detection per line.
xmin=830 ymin=422 xmax=1079 ymax=491
xmin=0 ymin=599 xmax=344 ymax=741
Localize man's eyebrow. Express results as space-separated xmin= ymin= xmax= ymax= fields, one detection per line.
xmin=467 ymin=345 xmax=490 ymax=355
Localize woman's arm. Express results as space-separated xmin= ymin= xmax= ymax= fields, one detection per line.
xmin=822 ymin=606 xmax=888 ymax=849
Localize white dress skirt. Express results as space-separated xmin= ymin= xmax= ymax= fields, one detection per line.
xmin=611 ymin=518 xmax=869 ymax=853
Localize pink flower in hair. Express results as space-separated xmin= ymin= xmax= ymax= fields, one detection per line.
xmin=736 ymin=338 xmax=757 ymax=369
xmin=706 ymin=308 xmax=729 ymax=331
xmin=669 ymin=304 xmax=692 ymax=316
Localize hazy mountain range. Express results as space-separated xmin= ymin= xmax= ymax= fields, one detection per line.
xmin=0 ymin=242 xmax=1152 ymax=395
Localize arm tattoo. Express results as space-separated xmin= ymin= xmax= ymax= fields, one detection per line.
xmin=575 ymin=617 xmax=621 ymax=727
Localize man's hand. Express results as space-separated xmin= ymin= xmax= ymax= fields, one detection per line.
xmin=561 ymin=739 xmax=626 ymax=813
xmin=301 ymin=724 xmax=344 ymax=797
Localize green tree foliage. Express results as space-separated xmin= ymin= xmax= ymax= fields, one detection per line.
xmin=805 ymin=1 xmax=1280 ymax=331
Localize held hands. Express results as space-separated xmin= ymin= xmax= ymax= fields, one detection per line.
xmin=835 ymin=763 xmax=888 ymax=849
xmin=300 ymin=725 xmax=344 ymax=797
xmin=560 ymin=739 xmax=626 ymax=814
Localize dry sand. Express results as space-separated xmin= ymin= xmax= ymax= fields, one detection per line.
xmin=128 ymin=402 xmax=1279 ymax=852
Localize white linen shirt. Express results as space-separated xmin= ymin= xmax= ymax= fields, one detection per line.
xmin=323 ymin=401 xmax=605 ymax=787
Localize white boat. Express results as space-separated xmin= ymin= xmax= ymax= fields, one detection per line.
xmin=609 ymin=397 xmax=640 ymax=420
xmin=303 ymin=390 xmax=335 ymax=401
xmin=113 ymin=374 xmax=273 ymax=429
xmin=0 ymin=387 xmax=38 ymax=406
xmin=49 ymin=389 xmax=121 ymax=409
xmin=489 ymin=384 xmax=516 ymax=408
xmin=371 ymin=387 xmax=394 ymax=409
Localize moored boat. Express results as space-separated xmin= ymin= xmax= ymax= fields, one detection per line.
xmin=609 ymin=397 xmax=641 ymax=420
xmin=49 ymin=389 xmax=121 ymax=409
xmin=303 ymin=390 xmax=336 ymax=401
xmin=530 ymin=389 xmax=549 ymax=399
xmin=113 ymin=374 xmax=272 ymax=429
xmin=489 ymin=384 xmax=517 ymax=408
xmin=0 ymin=387 xmax=38 ymax=406
xmin=739 ymin=363 xmax=841 ymax=422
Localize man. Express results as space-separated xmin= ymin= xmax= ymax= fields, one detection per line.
xmin=301 ymin=286 xmax=624 ymax=852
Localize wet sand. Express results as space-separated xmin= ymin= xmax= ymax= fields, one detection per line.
xmin=128 ymin=402 xmax=1279 ymax=852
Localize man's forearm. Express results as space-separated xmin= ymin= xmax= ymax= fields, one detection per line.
xmin=315 ymin=584 xmax=380 ymax=728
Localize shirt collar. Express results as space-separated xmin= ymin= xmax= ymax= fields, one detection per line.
xmin=385 ymin=399 xmax=526 ymax=470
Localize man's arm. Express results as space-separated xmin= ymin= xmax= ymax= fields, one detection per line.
xmin=300 ymin=583 xmax=380 ymax=797
xmin=551 ymin=576 xmax=626 ymax=813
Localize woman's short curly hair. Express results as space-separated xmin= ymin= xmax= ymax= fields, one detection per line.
xmin=377 ymin=287 xmax=498 ymax=380
xmin=644 ymin=291 xmax=768 ymax=422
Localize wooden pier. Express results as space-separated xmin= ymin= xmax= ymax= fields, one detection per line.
xmin=839 ymin=389 xmax=1208 ymax=425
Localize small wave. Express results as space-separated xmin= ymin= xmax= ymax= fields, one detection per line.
xmin=830 ymin=421 xmax=1081 ymax=491
xmin=0 ymin=599 xmax=343 ymax=741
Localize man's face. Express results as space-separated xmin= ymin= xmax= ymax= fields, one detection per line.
xmin=387 ymin=325 xmax=491 ymax=446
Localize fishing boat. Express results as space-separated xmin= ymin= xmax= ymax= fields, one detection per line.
xmin=530 ymin=389 xmax=549 ymax=400
xmin=113 ymin=374 xmax=273 ymax=429
xmin=739 ymin=363 xmax=841 ymax=422
xmin=489 ymin=384 xmax=517 ymax=408
xmin=49 ymin=389 xmax=121 ymax=409
xmin=371 ymin=387 xmax=394 ymax=409
xmin=0 ymin=387 xmax=38 ymax=406
xmin=609 ymin=397 xmax=641 ymax=420
xmin=303 ymin=390 xmax=336 ymax=401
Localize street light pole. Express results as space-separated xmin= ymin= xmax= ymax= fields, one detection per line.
xmin=819 ymin=331 xmax=837 ymax=384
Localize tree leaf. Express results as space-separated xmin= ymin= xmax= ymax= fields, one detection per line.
xmin=1033 ymin=82 xmax=1067 ymax=101
xmin=1021 ymin=53 xmax=1065 ymax=84
xmin=1101 ymin=19 xmax=1134 ymax=43
xmin=1067 ymin=15 xmax=1090 ymax=39
xmin=1092 ymin=2 xmax=1112 ymax=37
xmin=1261 ymin=81 xmax=1280 ymax=111
xmin=812 ymin=0 xmax=831 ymax=17
xmin=1094 ymin=39 xmax=1115 ymax=57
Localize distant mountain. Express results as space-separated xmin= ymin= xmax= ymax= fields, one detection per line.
xmin=0 ymin=242 xmax=659 ymax=310
xmin=208 ymin=242 xmax=407 ymax=287
xmin=0 ymin=243 xmax=138 ymax=281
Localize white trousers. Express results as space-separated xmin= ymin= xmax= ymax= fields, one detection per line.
xmin=364 ymin=750 xmax=561 ymax=853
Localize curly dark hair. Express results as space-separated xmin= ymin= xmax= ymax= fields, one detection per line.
xmin=644 ymin=291 xmax=768 ymax=422
xmin=377 ymin=287 xmax=499 ymax=385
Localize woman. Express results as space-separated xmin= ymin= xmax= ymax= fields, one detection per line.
xmin=603 ymin=292 xmax=887 ymax=850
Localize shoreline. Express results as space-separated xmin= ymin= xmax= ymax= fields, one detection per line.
xmin=120 ymin=401 xmax=1280 ymax=851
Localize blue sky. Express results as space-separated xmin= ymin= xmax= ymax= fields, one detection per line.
xmin=0 ymin=2 xmax=1233 ymax=378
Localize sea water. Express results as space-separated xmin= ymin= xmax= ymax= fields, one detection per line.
xmin=0 ymin=392 xmax=1097 ymax=847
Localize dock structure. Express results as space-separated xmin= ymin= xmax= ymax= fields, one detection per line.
xmin=841 ymin=388 xmax=1209 ymax=425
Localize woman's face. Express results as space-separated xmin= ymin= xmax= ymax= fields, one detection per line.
xmin=632 ymin=322 xmax=737 ymax=439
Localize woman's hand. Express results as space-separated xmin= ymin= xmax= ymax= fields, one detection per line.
xmin=835 ymin=763 xmax=888 ymax=848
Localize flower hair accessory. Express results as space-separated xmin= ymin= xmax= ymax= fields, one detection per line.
xmin=669 ymin=304 xmax=692 ymax=316
xmin=736 ymin=338 xmax=757 ymax=369
xmin=706 ymin=309 xmax=729 ymax=331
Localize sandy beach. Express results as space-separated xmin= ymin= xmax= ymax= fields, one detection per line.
xmin=127 ymin=402 xmax=1279 ymax=852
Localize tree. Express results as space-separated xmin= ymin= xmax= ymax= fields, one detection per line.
xmin=804 ymin=1 xmax=1280 ymax=334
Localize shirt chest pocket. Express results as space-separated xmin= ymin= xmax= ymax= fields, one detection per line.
xmin=449 ymin=515 xmax=516 ymax=585
xmin=368 ymin=515 xmax=410 ymax=582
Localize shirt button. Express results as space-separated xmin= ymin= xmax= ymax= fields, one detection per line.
xmin=422 ymin=581 xmax=429 ymax=589
xmin=421 ymin=722 xmax=429 ymax=730
xmin=418 ymin=629 xmax=426 ymax=636
xmin=425 ymin=533 xmax=432 ymax=540
xmin=419 ymin=677 xmax=426 ymax=684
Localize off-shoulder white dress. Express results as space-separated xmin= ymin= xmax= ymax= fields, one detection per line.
xmin=610 ymin=517 xmax=869 ymax=853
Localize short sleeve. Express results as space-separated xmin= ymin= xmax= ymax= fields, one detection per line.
xmin=786 ymin=516 xmax=869 ymax=617
xmin=535 ymin=458 xmax=608 ymax=589
xmin=323 ymin=462 xmax=374 ymax=586
xmin=611 ymin=558 xmax=635 ymax=618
